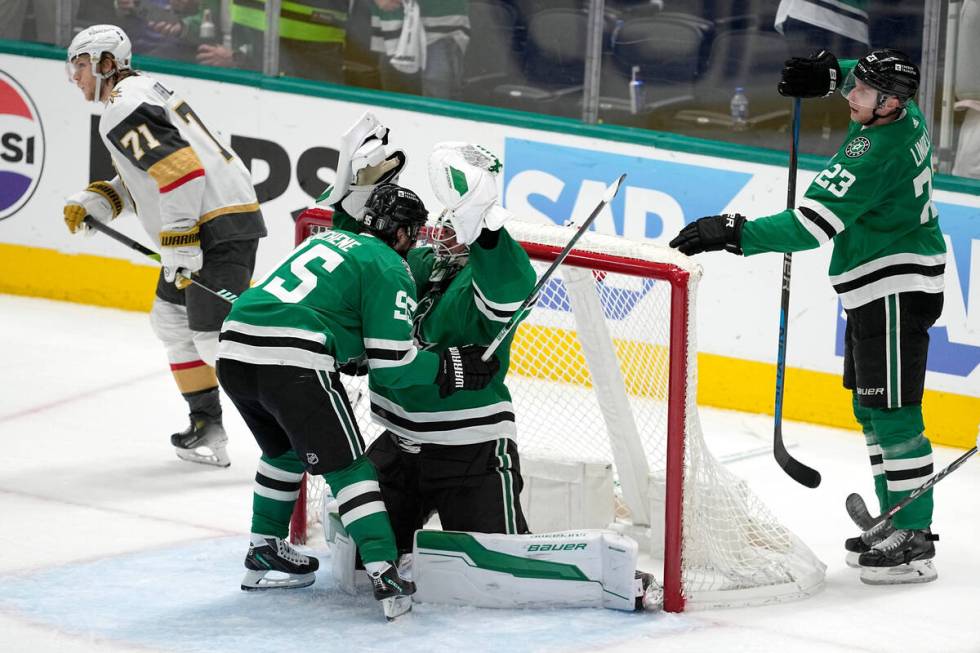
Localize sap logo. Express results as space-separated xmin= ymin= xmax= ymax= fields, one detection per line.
xmin=0 ymin=71 xmax=45 ymax=221
xmin=527 ymin=543 xmax=587 ymax=552
xmin=502 ymin=138 xmax=751 ymax=242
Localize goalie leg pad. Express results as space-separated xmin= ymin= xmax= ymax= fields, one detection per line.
xmin=412 ymin=529 xmax=644 ymax=611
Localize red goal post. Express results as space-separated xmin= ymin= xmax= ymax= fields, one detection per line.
xmin=289 ymin=207 xmax=825 ymax=613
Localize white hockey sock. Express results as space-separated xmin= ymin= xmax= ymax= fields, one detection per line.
xmin=250 ymin=533 xmax=275 ymax=546
xmin=364 ymin=561 xmax=389 ymax=576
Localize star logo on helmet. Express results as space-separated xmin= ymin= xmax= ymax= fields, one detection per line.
xmin=844 ymin=136 xmax=871 ymax=158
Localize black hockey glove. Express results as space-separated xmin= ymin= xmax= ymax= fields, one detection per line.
xmin=669 ymin=214 xmax=746 ymax=256
xmin=778 ymin=50 xmax=842 ymax=98
xmin=436 ymin=345 xmax=501 ymax=398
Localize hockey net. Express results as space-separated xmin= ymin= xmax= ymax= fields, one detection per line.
xmin=290 ymin=208 xmax=825 ymax=612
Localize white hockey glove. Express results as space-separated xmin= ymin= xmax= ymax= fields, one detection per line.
xmin=159 ymin=223 xmax=203 ymax=289
xmin=428 ymin=143 xmax=514 ymax=246
xmin=63 ymin=179 xmax=126 ymax=235
xmin=317 ymin=112 xmax=407 ymax=220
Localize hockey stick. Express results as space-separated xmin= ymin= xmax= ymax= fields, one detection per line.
xmin=82 ymin=216 xmax=239 ymax=303
xmin=773 ymin=99 xmax=822 ymax=488
xmin=480 ymin=173 xmax=626 ymax=362
xmin=846 ymin=446 xmax=978 ymax=535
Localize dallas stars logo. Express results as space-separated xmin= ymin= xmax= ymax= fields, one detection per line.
xmin=845 ymin=136 xmax=871 ymax=158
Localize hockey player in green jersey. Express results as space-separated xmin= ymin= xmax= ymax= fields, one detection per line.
xmin=365 ymin=142 xmax=536 ymax=553
xmin=215 ymin=183 xmax=500 ymax=619
xmin=316 ymin=124 xmax=535 ymax=553
xmin=670 ymin=49 xmax=946 ymax=585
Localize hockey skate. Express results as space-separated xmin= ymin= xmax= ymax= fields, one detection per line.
xmin=370 ymin=561 xmax=416 ymax=621
xmin=858 ymin=528 xmax=938 ymax=585
xmin=171 ymin=415 xmax=230 ymax=467
xmin=635 ymin=570 xmax=663 ymax=611
xmin=241 ymin=536 xmax=319 ymax=590
xmin=844 ymin=520 xmax=895 ymax=568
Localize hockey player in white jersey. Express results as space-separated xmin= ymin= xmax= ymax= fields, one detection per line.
xmin=63 ymin=25 xmax=267 ymax=467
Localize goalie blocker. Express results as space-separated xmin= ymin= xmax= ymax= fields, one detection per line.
xmin=328 ymin=516 xmax=661 ymax=612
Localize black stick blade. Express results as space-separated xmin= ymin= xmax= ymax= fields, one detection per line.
xmin=773 ymin=428 xmax=821 ymax=488
xmin=845 ymin=492 xmax=876 ymax=530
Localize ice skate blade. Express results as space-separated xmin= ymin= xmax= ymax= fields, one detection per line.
xmin=860 ymin=559 xmax=937 ymax=585
xmin=381 ymin=595 xmax=413 ymax=621
xmin=175 ymin=445 xmax=231 ymax=468
xmin=241 ymin=569 xmax=316 ymax=591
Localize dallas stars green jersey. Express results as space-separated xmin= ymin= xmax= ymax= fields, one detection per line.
xmin=741 ymin=60 xmax=946 ymax=309
xmin=217 ymin=228 xmax=438 ymax=389
xmin=371 ymin=227 xmax=536 ymax=446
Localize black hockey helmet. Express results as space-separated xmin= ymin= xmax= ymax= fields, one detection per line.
xmin=362 ymin=183 xmax=428 ymax=246
xmin=852 ymin=49 xmax=920 ymax=102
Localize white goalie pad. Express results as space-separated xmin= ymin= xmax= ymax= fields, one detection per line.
xmin=519 ymin=456 xmax=615 ymax=533
xmin=327 ymin=512 xmax=373 ymax=595
xmin=412 ymin=529 xmax=645 ymax=611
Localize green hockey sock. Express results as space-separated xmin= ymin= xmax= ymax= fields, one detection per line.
xmin=852 ymin=394 xmax=888 ymax=512
xmin=250 ymin=450 xmax=306 ymax=539
xmin=869 ymin=405 xmax=933 ymax=530
xmin=324 ymin=456 xmax=397 ymax=564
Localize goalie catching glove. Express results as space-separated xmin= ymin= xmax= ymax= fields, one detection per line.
xmin=317 ymin=112 xmax=406 ymax=220
xmin=436 ymin=344 xmax=500 ymax=398
xmin=428 ymin=142 xmax=514 ymax=246
xmin=63 ymin=179 xmax=127 ymax=235
xmin=669 ymin=213 xmax=746 ymax=256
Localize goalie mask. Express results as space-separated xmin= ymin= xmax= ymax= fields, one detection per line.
xmin=67 ymin=24 xmax=133 ymax=104
xmin=427 ymin=210 xmax=471 ymax=267
xmin=362 ymin=183 xmax=428 ymax=248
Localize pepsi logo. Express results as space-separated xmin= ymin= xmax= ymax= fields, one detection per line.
xmin=0 ymin=71 xmax=45 ymax=221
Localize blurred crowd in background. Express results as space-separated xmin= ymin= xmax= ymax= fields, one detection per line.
xmin=2 ymin=0 xmax=977 ymax=178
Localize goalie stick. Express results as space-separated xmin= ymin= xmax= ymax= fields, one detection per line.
xmin=845 ymin=446 xmax=978 ymax=535
xmin=480 ymin=173 xmax=626 ymax=361
xmin=773 ymin=98 xmax=822 ymax=489
xmin=82 ymin=216 xmax=239 ymax=303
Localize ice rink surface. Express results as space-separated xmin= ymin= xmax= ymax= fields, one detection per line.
xmin=1 ymin=294 xmax=977 ymax=653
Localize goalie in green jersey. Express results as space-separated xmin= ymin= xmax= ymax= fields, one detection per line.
xmin=319 ymin=129 xmax=535 ymax=555
xmin=215 ymin=180 xmax=500 ymax=620
xmin=364 ymin=141 xmax=536 ymax=555
xmin=670 ymin=49 xmax=946 ymax=586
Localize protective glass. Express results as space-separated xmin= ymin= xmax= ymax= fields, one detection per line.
xmin=840 ymin=71 xmax=881 ymax=109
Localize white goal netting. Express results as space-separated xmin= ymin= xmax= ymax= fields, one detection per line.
xmin=293 ymin=213 xmax=826 ymax=611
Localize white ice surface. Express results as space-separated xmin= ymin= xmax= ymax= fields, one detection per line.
xmin=0 ymin=294 xmax=978 ymax=653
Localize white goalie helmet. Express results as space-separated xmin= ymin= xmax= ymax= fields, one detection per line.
xmin=67 ymin=24 xmax=133 ymax=102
